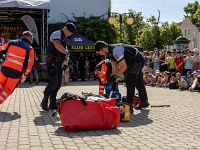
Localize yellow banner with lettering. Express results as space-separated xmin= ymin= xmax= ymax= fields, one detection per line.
xmin=0 ymin=24 xmax=25 ymax=39
xmin=70 ymin=45 xmax=94 ymax=50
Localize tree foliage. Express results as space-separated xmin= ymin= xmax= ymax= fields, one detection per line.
xmin=124 ymin=9 xmax=145 ymax=45
xmin=139 ymin=25 xmax=156 ymax=51
xmin=184 ymin=0 xmax=200 ymax=31
xmin=160 ymin=22 xmax=173 ymax=46
xmin=48 ymin=15 xmax=117 ymax=44
xmin=169 ymin=22 xmax=182 ymax=42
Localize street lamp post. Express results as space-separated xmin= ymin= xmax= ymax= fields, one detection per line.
xmin=108 ymin=12 xmax=133 ymax=42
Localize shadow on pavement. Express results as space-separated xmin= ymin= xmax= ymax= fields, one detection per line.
xmin=54 ymin=127 xmax=122 ymax=138
xmin=33 ymin=111 xmax=62 ymax=126
xmin=0 ymin=112 xmax=21 ymax=122
xmin=119 ymin=109 xmax=153 ymax=127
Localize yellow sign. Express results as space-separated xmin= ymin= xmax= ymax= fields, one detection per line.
xmin=71 ymin=45 xmax=94 ymax=50
xmin=0 ymin=24 xmax=25 ymax=39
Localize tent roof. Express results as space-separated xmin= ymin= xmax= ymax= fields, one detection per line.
xmin=0 ymin=0 xmax=51 ymax=9
xmin=67 ymin=31 xmax=95 ymax=46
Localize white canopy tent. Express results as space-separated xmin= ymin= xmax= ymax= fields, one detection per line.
xmin=0 ymin=0 xmax=51 ymax=62
xmin=0 ymin=0 xmax=50 ymax=9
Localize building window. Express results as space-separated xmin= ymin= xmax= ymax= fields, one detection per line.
xmin=188 ymin=28 xmax=190 ymax=36
xmin=184 ymin=29 xmax=187 ymax=36
xmin=184 ymin=28 xmax=190 ymax=36
xmin=193 ymin=38 xmax=197 ymax=48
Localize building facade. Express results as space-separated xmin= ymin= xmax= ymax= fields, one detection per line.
xmin=48 ymin=0 xmax=110 ymax=23
xmin=167 ymin=19 xmax=199 ymax=51
xmin=180 ymin=19 xmax=199 ymax=50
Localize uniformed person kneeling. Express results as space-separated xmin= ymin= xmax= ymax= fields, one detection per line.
xmin=41 ymin=22 xmax=76 ymax=111
xmin=94 ymin=41 xmax=149 ymax=113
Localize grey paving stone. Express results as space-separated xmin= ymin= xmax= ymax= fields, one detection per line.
xmin=0 ymin=81 xmax=200 ymax=150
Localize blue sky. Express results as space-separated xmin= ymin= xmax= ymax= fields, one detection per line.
xmin=111 ymin=0 xmax=197 ymax=24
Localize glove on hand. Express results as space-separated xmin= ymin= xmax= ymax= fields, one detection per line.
xmin=109 ymin=75 xmax=117 ymax=83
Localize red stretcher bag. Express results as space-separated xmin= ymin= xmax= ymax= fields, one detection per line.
xmin=59 ymin=97 xmax=120 ymax=131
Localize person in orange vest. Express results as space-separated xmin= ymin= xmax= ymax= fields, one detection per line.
xmin=95 ymin=59 xmax=112 ymax=95
xmin=0 ymin=31 xmax=34 ymax=104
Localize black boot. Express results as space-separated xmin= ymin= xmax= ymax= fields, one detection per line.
xmin=129 ymin=103 xmax=133 ymax=114
xmin=135 ymin=101 xmax=150 ymax=110
xmin=49 ymin=98 xmax=58 ymax=110
xmin=40 ymin=96 xmax=49 ymax=111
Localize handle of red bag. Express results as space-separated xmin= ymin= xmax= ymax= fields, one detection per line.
xmin=77 ymin=96 xmax=87 ymax=106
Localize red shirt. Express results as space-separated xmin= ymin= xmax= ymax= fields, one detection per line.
xmin=175 ymin=56 xmax=184 ymax=71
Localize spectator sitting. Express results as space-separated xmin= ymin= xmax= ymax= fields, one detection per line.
xmin=189 ymin=71 xmax=200 ymax=92
xmin=143 ymin=71 xmax=150 ymax=85
xmin=158 ymin=71 xmax=171 ymax=87
xmin=142 ymin=64 xmax=148 ymax=73
xmin=168 ymin=72 xmax=179 ymax=89
xmin=176 ymin=72 xmax=188 ymax=90
xmin=170 ymin=72 xmax=177 ymax=82
xmin=148 ymin=73 xmax=156 ymax=86
xmin=186 ymin=71 xmax=194 ymax=88
xmin=155 ymin=70 xmax=163 ymax=86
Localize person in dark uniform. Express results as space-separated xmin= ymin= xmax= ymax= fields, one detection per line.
xmin=41 ymin=22 xmax=76 ymax=111
xmin=76 ymin=51 xmax=86 ymax=81
xmin=94 ymin=41 xmax=149 ymax=113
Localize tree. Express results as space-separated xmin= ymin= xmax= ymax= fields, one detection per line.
xmin=48 ymin=15 xmax=118 ymax=44
xmin=160 ymin=22 xmax=173 ymax=47
xmin=184 ymin=0 xmax=200 ymax=30
xmin=139 ymin=25 xmax=156 ymax=51
xmin=123 ymin=9 xmax=145 ymax=45
xmin=146 ymin=16 xmax=162 ymax=49
xmin=169 ymin=22 xmax=182 ymax=42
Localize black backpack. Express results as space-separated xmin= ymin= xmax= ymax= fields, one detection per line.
xmin=169 ymin=80 xmax=178 ymax=89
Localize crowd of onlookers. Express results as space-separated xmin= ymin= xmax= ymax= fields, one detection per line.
xmin=141 ymin=48 xmax=200 ymax=92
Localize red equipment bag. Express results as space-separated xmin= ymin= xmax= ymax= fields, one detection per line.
xmin=133 ymin=95 xmax=140 ymax=106
xmin=59 ymin=97 xmax=120 ymax=131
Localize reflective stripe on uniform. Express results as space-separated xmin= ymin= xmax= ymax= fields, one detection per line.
xmin=28 ymin=58 xmax=34 ymax=62
xmin=99 ymin=90 xmax=104 ymax=93
xmin=7 ymin=52 xmax=25 ymax=60
xmin=2 ymin=91 xmax=8 ymax=99
xmin=135 ymin=48 xmax=139 ymax=55
xmin=101 ymin=71 xmax=106 ymax=74
xmin=101 ymin=78 xmax=106 ymax=81
xmin=99 ymin=85 xmax=104 ymax=88
xmin=0 ymin=96 xmax=5 ymax=102
xmin=5 ymin=58 xmax=23 ymax=66
xmin=1 ymin=46 xmax=5 ymax=50
xmin=26 ymin=69 xmax=31 ymax=72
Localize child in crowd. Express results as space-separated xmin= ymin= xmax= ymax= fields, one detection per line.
xmin=155 ymin=70 xmax=163 ymax=86
xmin=148 ymin=73 xmax=156 ymax=86
xmin=176 ymin=72 xmax=188 ymax=90
xmin=170 ymin=72 xmax=177 ymax=81
xmin=158 ymin=71 xmax=171 ymax=87
xmin=142 ymin=64 xmax=148 ymax=72
xmin=152 ymin=49 xmax=160 ymax=74
xmin=168 ymin=72 xmax=179 ymax=89
xmin=189 ymin=71 xmax=200 ymax=92
xmin=143 ymin=71 xmax=150 ymax=85
xmin=186 ymin=71 xmax=194 ymax=88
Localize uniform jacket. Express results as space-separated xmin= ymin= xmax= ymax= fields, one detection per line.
xmin=0 ymin=37 xmax=34 ymax=76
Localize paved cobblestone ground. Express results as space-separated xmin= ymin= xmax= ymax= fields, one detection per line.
xmin=0 ymin=80 xmax=200 ymax=150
